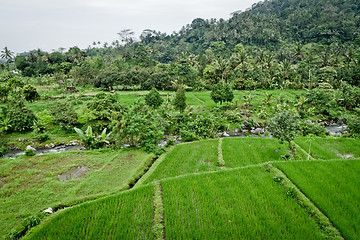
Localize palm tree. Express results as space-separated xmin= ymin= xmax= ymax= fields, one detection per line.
xmin=1 ymin=47 xmax=14 ymax=63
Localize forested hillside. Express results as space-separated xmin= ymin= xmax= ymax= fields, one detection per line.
xmin=140 ymin=0 xmax=360 ymax=58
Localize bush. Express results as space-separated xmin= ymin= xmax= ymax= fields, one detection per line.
xmin=0 ymin=99 xmax=37 ymax=133
xmin=22 ymin=84 xmax=40 ymax=102
xmin=0 ymin=146 xmax=8 ymax=157
xmin=299 ymin=121 xmax=327 ymax=136
xmin=25 ymin=149 xmax=36 ymax=156
xmin=114 ymin=100 xmax=167 ymax=152
xmin=51 ymin=102 xmax=78 ymax=131
xmin=85 ymin=94 xmax=124 ymax=132
xmin=341 ymin=115 xmax=360 ymax=137
xmin=145 ymin=88 xmax=163 ymax=109
xmin=35 ymin=132 xmax=50 ymax=142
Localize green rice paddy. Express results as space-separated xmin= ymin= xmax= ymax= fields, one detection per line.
xmin=2 ymin=136 xmax=360 ymax=239
xmin=275 ymin=160 xmax=360 ymax=240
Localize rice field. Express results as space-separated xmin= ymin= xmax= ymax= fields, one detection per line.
xmin=0 ymin=150 xmax=154 ymax=238
xmin=222 ymin=138 xmax=289 ymax=167
xmin=25 ymin=185 xmax=154 ymax=240
xmin=161 ymin=167 xmax=324 ymax=239
xmin=143 ymin=139 xmax=219 ymax=184
xmin=14 ymin=136 xmax=360 ymax=239
xmin=275 ymin=159 xmax=360 ymax=240
xmin=295 ymin=137 xmax=360 ymax=160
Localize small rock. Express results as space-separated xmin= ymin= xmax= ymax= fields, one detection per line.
xmin=43 ymin=207 xmax=53 ymax=214
xmin=223 ymin=132 xmax=230 ymax=137
xmin=26 ymin=145 xmax=36 ymax=151
xmin=261 ymin=145 xmax=265 ymax=148
xmin=274 ymin=149 xmax=279 ymax=152
xmin=234 ymin=128 xmax=239 ymax=133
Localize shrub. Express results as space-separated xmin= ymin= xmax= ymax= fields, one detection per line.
xmin=85 ymin=94 xmax=124 ymax=132
xmin=51 ymin=101 xmax=78 ymax=131
xmin=145 ymin=88 xmax=163 ymax=109
xmin=114 ymin=100 xmax=167 ymax=152
xmin=299 ymin=121 xmax=327 ymax=136
xmin=22 ymin=84 xmax=40 ymax=102
xmin=0 ymin=99 xmax=37 ymax=133
xmin=25 ymin=149 xmax=36 ymax=156
xmin=35 ymin=132 xmax=50 ymax=143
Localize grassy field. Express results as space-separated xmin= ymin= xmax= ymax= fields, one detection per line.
xmin=276 ymin=160 xmax=360 ymax=240
xmin=222 ymin=138 xmax=290 ymax=167
xmin=0 ymin=149 xmax=154 ymax=237
xmin=295 ymin=137 xmax=360 ymax=160
xmin=161 ymin=167 xmax=324 ymax=239
xmin=143 ymin=140 xmax=219 ymax=184
xmin=25 ymin=185 xmax=154 ymax=240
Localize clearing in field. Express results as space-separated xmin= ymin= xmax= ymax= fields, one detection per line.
xmin=275 ymin=159 xmax=360 ymax=240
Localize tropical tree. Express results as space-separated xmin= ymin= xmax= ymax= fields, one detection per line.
xmin=173 ymin=86 xmax=187 ymax=113
xmin=267 ymin=111 xmax=300 ymax=156
xmin=117 ymin=29 xmax=135 ymax=45
xmin=210 ymin=82 xmax=234 ymax=105
xmin=1 ymin=47 xmax=14 ymax=63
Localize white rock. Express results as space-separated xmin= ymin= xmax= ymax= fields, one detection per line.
xmin=26 ymin=145 xmax=36 ymax=151
xmin=43 ymin=207 xmax=53 ymax=214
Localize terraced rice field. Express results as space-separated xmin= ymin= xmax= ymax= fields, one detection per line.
xmin=222 ymin=138 xmax=288 ymax=167
xmin=275 ymin=159 xmax=360 ymax=240
xmin=295 ymin=137 xmax=360 ymax=160
xmin=9 ymin=137 xmax=360 ymax=239
xmin=162 ymin=167 xmax=324 ymax=239
xmin=25 ymin=186 xmax=154 ymax=239
xmin=143 ymin=139 xmax=219 ymax=184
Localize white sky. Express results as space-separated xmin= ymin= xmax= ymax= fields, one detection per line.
xmin=0 ymin=0 xmax=259 ymax=54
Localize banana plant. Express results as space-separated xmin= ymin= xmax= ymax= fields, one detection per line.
xmin=74 ymin=126 xmax=111 ymax=150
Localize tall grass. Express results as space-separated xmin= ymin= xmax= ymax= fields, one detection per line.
xmin=25 ymin=186 xmax=154 ymax=239
xmin=276 ymin=159 xmax=360 ymax=240
xmin=144 ymin=140 xmax=219 ymax=184
xmin=222 ymin=138 xmax=289 ymax=167
xmin=162 ymin=167 xmax=323 ymax=239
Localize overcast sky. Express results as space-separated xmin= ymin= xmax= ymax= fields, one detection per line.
xmin=1 ymin=0 xmax=259 ymax=54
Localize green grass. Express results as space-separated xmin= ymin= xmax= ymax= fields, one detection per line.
xmin=222 ymin=138 xmax=289 ymax=167
xmin=295 ymin=137 xmax=360 ymax=160
xmin=25 ymin=185 xmax=154 ymax=240
xmin=0 ymin=149 xmax=154 ymax=237
xmin=143 ymin=140 xmax=219 ymax=184
xmin=161 ymin=166 xmax=324 ymax=239
xmin=275 ymin=159 xmax=360 ymax=240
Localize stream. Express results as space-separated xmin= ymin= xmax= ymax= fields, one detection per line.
xmin=2 ymin=124 xmax=346 ymax=159
xmin=3 ymin=145 xmax=85 ymax=159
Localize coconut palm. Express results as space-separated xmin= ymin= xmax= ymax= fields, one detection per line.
xmin=1 ymin=47 xmax=14 ymax=63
